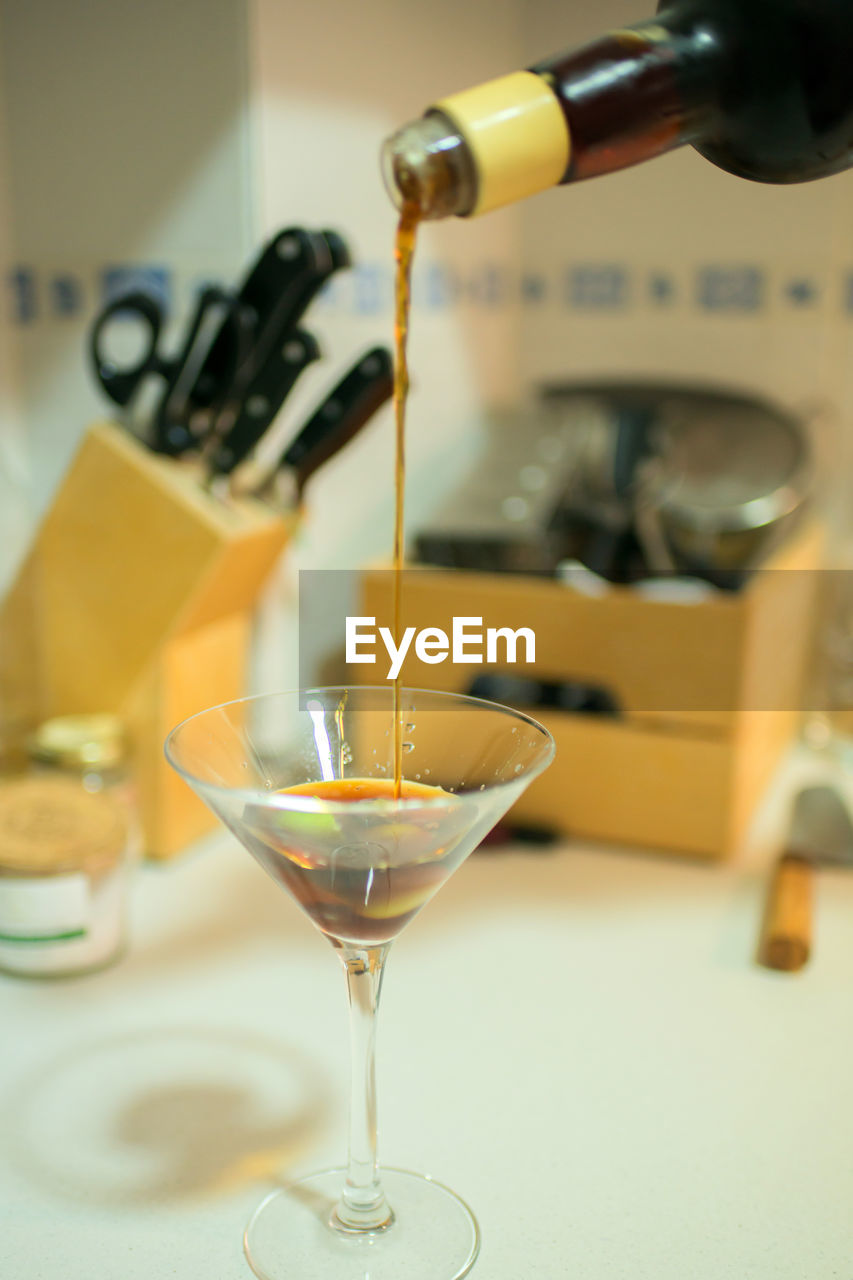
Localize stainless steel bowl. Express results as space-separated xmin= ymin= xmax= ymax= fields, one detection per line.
xmin=542 ymin=382 xmax=812 ymax=580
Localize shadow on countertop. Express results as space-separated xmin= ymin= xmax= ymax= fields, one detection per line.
xmin=1 ymin=1024 xmax=332 ymax=1208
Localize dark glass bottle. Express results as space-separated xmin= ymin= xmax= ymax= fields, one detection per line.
xmin=381 ymin=0 xmax=853 ymax=218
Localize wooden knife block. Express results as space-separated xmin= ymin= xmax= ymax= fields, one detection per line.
xmin=0 ymin=422 xmax=293 ymax=858
xmin=360 ymin=520 xmax=823 ymax=860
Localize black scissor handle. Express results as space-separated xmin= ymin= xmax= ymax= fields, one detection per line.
xmin=89 ymin=291 xmax=169 ymax=407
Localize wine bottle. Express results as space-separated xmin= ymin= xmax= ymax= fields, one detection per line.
xmin=381 ymin=0 xmax=853 ymax=218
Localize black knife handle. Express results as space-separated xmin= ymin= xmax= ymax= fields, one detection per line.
xmin=208 ymin=329 xmax=322 ymax=475
xmin=233 ymin=227 xmax=349 ymax=384
xmin=188 ymin=227 xmax=350 ymax=435
xmin=188 ymin=229 xmax=321 ymax=412
xmin=319 ymin=228 xmax=352 ymax=272
xmin=282 ymin=346 xmax=393 ymax=490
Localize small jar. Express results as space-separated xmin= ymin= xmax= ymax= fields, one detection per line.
xmin=0 ymin=775 xmax=130 ymax=976
xmin=0 ymin=714 xmax=134 ymax=978
xmin=29 ymin=713 xmax=129 ymax=796
xmin=29 ymin=712 xmax=140 ymax=857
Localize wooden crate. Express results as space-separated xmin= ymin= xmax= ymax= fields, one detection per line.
xmin=359 ymin=522 xmax=821 ymax=859
xmin=0 ymin=422 xmax=293 ymax=858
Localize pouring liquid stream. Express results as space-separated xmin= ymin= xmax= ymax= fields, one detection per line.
xmin=392 ymin=204 xmax=419 ymax=798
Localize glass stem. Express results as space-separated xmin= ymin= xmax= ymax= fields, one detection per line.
xmin=333 ymin=943 xmax=394 ymax=1232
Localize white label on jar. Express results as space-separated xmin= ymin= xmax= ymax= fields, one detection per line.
xmin=0 ymin=875 xmax=90 ymax=943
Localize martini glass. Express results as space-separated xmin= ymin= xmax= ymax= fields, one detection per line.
xmin=165 ymin=685 xmax=555 ymax=1280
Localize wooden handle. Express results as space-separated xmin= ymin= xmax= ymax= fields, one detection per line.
xmin=757 ymin=853 xmax=812 ymax=972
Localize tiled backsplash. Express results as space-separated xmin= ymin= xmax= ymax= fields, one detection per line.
xmin=10 ymin=253 xmax=853 ymax=328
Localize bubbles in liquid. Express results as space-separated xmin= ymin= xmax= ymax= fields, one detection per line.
xmin=342 ymin=742 xmax=353 ymax=764
xmin=241 ymin=762 xmax=249 ymax=769
xmin=424 ymin=768 xmax=431 ymax=776
xmin=402 ymin=742 xmax=415 ymax=754
xmin=513 ymin=764 xmax=522 ymax=774
xmin=264 ymin=779 xmax=273 ymax=789
xmin=406 ymin=722 xmax=416 ymax=733
xmin=415 ymin=773 xmax=421 ymax=780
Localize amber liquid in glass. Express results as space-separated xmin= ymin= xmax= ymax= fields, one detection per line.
xmin=244 ymin=777 xmax=463 ymax=945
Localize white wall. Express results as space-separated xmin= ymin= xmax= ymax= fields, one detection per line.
xmin=0 ymin=0 xmax=255 ymax=539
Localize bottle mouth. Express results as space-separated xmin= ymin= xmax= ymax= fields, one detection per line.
xmin=380 ymin=131 xmax=407 ymax=212
xmin=380 ymin=114 xmax=474 ymax=219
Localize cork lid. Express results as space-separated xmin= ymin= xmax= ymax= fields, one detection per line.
xmin=0 ymin=776 xmax=127 ymax=874
xmin=30 ymin=714 xmax=126 ymax=772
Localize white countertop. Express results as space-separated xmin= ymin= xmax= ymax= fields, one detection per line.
xmin=3 ymin=754 xmax=853 ymax=1280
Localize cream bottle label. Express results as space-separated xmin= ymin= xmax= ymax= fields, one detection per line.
xmin=435 ymin=70 xmax=570 ymax=216
xmin=0 ymin=875 xmax=90 ymax=944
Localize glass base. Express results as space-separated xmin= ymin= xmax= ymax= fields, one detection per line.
xmin=244 ymin=1166 xmax=480 ymax=1280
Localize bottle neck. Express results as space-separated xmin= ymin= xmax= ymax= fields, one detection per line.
xmin=380 ymin=3 xmax=731 ymax=218
xmin=380 ymin=112 xmax=478 ymax=221
xmin=530 ymin=5 xmax=727 ymax=184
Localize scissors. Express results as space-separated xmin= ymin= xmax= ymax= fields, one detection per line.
xmin=89 ymin=284 xmax=248 ymax=456
xmin=89 ymin=227 xmax=350 ymax=463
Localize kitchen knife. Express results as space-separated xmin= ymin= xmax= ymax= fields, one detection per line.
xmin=150 ymin=288 xmax=248 ymax=456
xmin=188 ymin=227 xmax=350 ymax=445
xmin=757 ymin=784 xmax=853 ymax=972
xmin=206 ymin=328 xmax=322 ymax=477
xmin=248 ymin=345 xmax=393 ymax=505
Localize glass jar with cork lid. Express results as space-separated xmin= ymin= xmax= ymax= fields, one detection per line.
xmin=0 ymin=714 xmax=134 ymax=977
xmin=29 ymin=714 xmax=129 ymax=795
